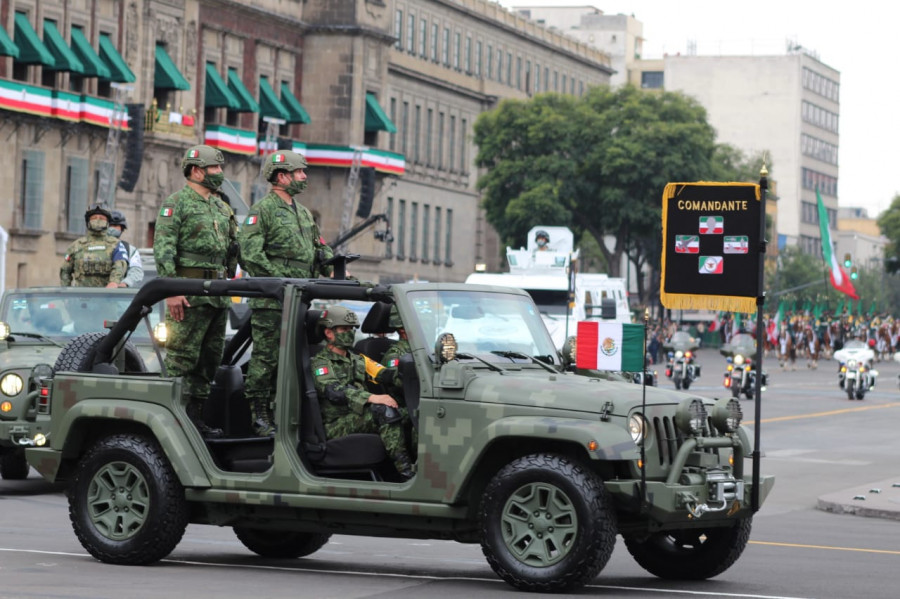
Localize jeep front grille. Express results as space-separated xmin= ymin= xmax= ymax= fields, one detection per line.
xmin=652 ymin=415 xmax=720 ymax=467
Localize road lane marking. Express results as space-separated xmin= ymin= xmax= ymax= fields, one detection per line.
xmin=746 ymin=401 xmax=900 ymax=424
xmin=751 ymin=540 xmax=900 ymax=556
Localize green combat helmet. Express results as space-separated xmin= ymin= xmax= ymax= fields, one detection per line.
xmin=388 ymin=305 xmax=404 ymax=330
xmin=262 ymin=150 xmax=308 ymax=181
xmin=319 ymin=306 xmax=359 ymax=329
xmin=181 ymin=145 xmax=225 ymax=170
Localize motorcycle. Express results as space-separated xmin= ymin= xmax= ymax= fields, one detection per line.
xmin=841 ymin=358 xmax=876 ymax=400
xmin=663 ymin=331 xmax=700 ymax=390
xmin=720 ymin=333 xmax=768 ymax=400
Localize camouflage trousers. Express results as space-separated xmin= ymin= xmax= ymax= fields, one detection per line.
xmin=165 ymin=304 xmax=227 ymax=403
xmin=244 ymin=308 xmax=281 ymax=409
xmin=325 ymin=408 xmax=413 ymax=474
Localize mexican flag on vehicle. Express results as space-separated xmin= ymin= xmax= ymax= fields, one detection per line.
xmin=817 ymin=189 xmax=858 ymax=299
xmin=576 ymin=321 xmax=644 ymax=372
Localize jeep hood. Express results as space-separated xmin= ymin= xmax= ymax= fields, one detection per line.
xmin=463 ymin=371 xmax=693 ymax=415
xmin=0 ymin=345 xmax=62 ymax=371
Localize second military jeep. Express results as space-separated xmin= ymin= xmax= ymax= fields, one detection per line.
xmin=25 ymin=277 xmax=772 ymax=593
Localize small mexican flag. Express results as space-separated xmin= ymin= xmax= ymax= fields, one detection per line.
xmin=315 ymin=367 xmax=329 ymax=376
xmin=575 ymin=321 xmax=644 ymax=372
xmin=187 ymin=149 xmax=199 ymax=159
xmin=245 ymin=215 xmax=258 ymax=226
xmin=273 ymin=153 xmax=286 ymax=163
xmin=160 ymin=207 xmax=174 ymax=217
xmin=699 ymin=216 xmax=724 ymax=234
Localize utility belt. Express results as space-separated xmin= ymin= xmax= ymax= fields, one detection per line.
xmin=175 ymin=266 xmax=226 ymax=279
xmin=270 ymin=256 xmax=312 ymax=274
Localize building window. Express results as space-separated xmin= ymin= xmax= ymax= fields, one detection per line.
xmin=465 ymin=36 xmax=471 ymax=73
xmin=641 ymin=71 xmax=664 ymax=89
xmin=389 ymin=98 xmax=397 ymax=151
xmin=460 ymin=118 xmax=468 ymax=173
xmin=426 ymin=108 xmax=433 ymax=166
xmin=487 ymin=45 xmax=493 ymax=79
xmin=385 ymin=197 xmax=394 ymax=258
xmin=401 ymin=101 xmax=409 ymax=155
xmin=453 ymin=32 xmax=460 ymax=70
xmin=422 ymin=204 xmax=430 ymax=261
xmin=397 ymin=199 xmax=406 ymax=259
xmin=419 ymin=18 xmax=427 ymax=57
xmin=801 ymin=201 xmax=817 ymax=224
xmin=394 ymin=10 xmax=403 ymax=50
xmin=535 ymin=63 xmax=541 ymax=92
xmin=561 ymin=74 xmax=567 ymax=94
xmin=449 ymin=115 xmax=456 ymax=172
xmin=475 ymin=41 xmax=482 ymax=77
xmin=497 ymin=50 xmax=504 ymax=83
xmin=407 ymin=14 xmax=415 ymax=55
xmin=437 ymin=112 xmax=445 ymax=169
xmin=553 ymin=70 xmax=558 ymax=90
xmin=801 ymin=168 xmax=838 ymax=197
xmin=19 ymin=150 xmax=45 ymax=230
xmin=442 ymin=28 xmax=450 ymax=66
xmin=65 ymin=156 xmax=89 ymax=234
xmin=431 ymin=23 xmax=438 ymax=62
xmin=414 ymin=104 xmax=421 ymax=163
xmin=506 ymin=52 xmax=512 ymax=85
xmin=525 ymin=59 xmax=531 ymax=93
xmin=410 ymin=202 xmax=418 ymax=260
xmin=544 ymin=66 xmax=549 ymax=91
xmin=516 ymin=56 xmax=522 ymax=90
xmin=445 ymin=208 xmax=453 ymax=265
xmin=434 ymin=206 xmax=442 ymax=264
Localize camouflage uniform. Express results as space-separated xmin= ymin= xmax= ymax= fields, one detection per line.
xmin=381 ymin=339 xmax=411 ymax=368
xmin=60 ymin=230 xmax=127 ymax=287
xmin=238 ymin=151 xmax=334 ymax=435
xmin=154 ymin=181 xmax=238 ymax=427
xmin=311 ymin=348 xmax=413 ymax=478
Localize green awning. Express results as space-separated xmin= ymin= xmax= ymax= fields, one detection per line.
xmin=280 ymin=82 xmax=311 ymax=124
xmin=70 ymin=27 xmax=110 ymax=78
xmin=258 ymin=76 xmax=288 ymax=121
xmin=365 ymin=92 xmax=397 ymax=133
xmin=227 ymin=68 xmax=259 ymax=113
xmin=13 ymin=13 xmax=54 ymax=66
xmin=42 ymin=20 xmax=83 ymax=73
xmin=205 ymin=63 xmax=239 ymax=109
xmin=154 ymin=44 xmax=190 ymax=91
xmin=98 ymin=33 xmax=135 ymax=83
xmin=0 ymin=24 xmax=19 ymax=58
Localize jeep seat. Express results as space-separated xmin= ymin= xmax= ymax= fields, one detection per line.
xmin=298 ymin=308 xmax=388 ymax=479
xmin=354 ymin=301 xmax=395 ymax=363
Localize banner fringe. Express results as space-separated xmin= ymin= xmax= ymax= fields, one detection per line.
xmin=660 ymin=292 xmax=757 ymax=314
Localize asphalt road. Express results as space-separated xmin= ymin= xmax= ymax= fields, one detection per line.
xmin=2 ymin=347 xmax=899 ymax=599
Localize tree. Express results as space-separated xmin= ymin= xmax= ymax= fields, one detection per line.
xmin=877 ymin=193 xmax=900 ymax=273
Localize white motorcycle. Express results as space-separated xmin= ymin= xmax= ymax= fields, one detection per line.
xmin=842 ymin=358 xmax=876 ymax=400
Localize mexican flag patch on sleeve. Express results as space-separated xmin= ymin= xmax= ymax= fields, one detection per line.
xmin=160 ymin=207 xmax=174 ymax=217
xmin=315 ymin=367 xmax=329 ymax=376
xmin=245 ymin=215 xmax=258 ymax=226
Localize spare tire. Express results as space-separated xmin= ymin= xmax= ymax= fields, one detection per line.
xmin=53 ymin=332 xmax=147 ymax=374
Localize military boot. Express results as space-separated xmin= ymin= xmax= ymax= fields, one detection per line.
xmin=186 ymin=400 xmax=223 ymax=438
xmin=392 ymin=449 xmax=415 ymax=481
xmin=249 ymin=398 xmax=276 ymax=437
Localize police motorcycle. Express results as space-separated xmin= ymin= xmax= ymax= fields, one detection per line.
xmin=721 ymin=333 xmax=768 ymax=400
xmin=663 ymin=331 xmax=700 ymax=390
xmin=834 ymin=339 xmax=877 ymax=400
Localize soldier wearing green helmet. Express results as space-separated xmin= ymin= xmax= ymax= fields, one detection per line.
xmin=239 ymin=150 xmax=334 ymax=435
xmin=381 ymin=305 xmax=411 ymax=368
xmin=154 ymin=144 xmax=239 ymax=437
xmin=60 ymin=205 xmax=128 ymax=287
xmin=311 ymin=306 xmax=414 ymax=480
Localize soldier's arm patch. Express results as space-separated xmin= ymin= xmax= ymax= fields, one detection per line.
xmin=160 ymin=206 xmax=174 ymax=217
xmin=315 ymin=366 xmax=329 ymax=376
xmin=245 ymin=215 xmax=259 ymax=226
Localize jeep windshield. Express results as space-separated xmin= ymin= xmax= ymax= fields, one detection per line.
xmin=1 ymin=291 xmax=162 ymax=343
xmin=407 ymin=289 xmax=558 ymax=363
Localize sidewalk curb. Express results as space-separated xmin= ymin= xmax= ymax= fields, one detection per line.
xmin=816 ymin=477 xmax=900 ymax=521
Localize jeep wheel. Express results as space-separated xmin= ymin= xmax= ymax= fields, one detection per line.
xmin=53 ymin=332 xmax=146 ymax=374
xmin=623 ymin=517 xmax=752 ymax=580
xmin=0 ymin=450 xmax=30 ymax=480
xmin=479 ymin=454 xmax=617 ymax=593
xmin=69 ymin=434 xmax=188 ymax=565
xmin=234 ymin=527 xmax=331 ymax=558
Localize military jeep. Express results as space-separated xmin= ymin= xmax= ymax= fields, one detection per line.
xmin=25 ymin=277 xmax=772 ymax=592
xmin=0 ymin=287 xmax=164 ymax=480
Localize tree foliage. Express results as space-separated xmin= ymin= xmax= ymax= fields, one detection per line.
xmin=877 ymin=193 xmax=900 ymax=273
xmin=474 ymin=85 xmax=770 ymax=304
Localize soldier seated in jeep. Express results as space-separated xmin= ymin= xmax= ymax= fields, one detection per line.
xmin=311 ymin=306 xmax=414 ymax=480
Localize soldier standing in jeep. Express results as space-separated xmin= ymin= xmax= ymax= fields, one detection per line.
xmin=311 ymin=306 xmax=414 ymax=480
xmin=60 ymin=205 xmax=128 ymax=288
xmin=238 ymin=150 xmax=334 ymax=436
xmin=153 ymin=145 xmax=239 ymax=437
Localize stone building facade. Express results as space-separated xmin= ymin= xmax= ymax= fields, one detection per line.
xmin=0 ymin=0 xmax=611 ymax=289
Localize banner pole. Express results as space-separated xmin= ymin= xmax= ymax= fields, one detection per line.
xmin=752 ymin=164 xmax=769 ymax=513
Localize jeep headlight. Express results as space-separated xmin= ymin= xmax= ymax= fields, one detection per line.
xmin=733 ymin=354 xmax=744 ymax=366
xmin=675 ymin=398 xmax=708 ymax=435
xmin=628 ymin=413 xmax=647 ymax=443
xmin=0 ymin=373 xmax=24 ymax=396
xmin=0 ymin=322 xmax=9 ymax=341
xmin=712 ymin=397 xmax=743 ymax=433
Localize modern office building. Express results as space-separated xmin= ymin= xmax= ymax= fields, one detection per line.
xmin=0 ymin=0 xmax=612 ymax=289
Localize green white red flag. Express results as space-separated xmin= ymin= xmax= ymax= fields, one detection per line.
xmin=575 ymin=321 xmax=644 ymax=372
xmin=817 ymin=189 xmax=858 ymax=299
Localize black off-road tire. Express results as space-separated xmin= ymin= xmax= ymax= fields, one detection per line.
xmin=68 ymin=434 xmax=188 ymax=565
xmin=53 ymin=332 xmax=146 ymax=374
xmin=0 ymin=450 xmax=30 ymax=480
xmin=234 ymin=527 xmax=331 ymax=558
xmin=623 ymin=517 xmax=752 ymax=580
xmin=479 ymin=453 xmax=617 ymax=593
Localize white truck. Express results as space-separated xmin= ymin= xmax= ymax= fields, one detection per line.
xmin=466 ymin=226 xmax=631 ymax=349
